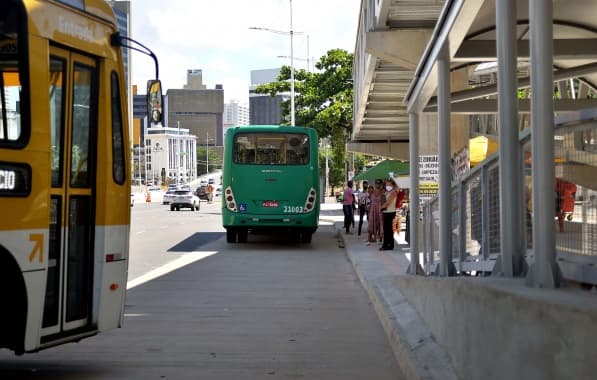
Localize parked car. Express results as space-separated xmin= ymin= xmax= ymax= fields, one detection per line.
xmin=170 ymin=189 xmax=200 ymax=211
xmin=208 ymin=178 xmax=215 ymax=184
xmin=214 ymin=186 xmax=222 ymax=197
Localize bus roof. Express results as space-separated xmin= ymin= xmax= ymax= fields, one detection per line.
xmin=230 ymin=125 xmax=315 ymax=133
xmin=46 ymin=0 xmax=117 ymax=25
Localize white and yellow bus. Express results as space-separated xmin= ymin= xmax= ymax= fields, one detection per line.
xmin=0 ymin=0 xmax=160 ymax=354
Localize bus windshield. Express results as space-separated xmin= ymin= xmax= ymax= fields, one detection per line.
xmin=232 ymin=132 xmax=310 ymax=165
xmin=0 ymin=4 xmax=23 ymax=143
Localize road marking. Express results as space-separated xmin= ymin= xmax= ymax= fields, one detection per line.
xmin=127 ymin=251 xmax=217 ymax=289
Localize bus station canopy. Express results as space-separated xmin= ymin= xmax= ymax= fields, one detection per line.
xmin=353 ymin=159 xmax=409 ymax=182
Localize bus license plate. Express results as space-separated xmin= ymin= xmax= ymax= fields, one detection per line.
xmin=262 ymin=200 xmax=279 ymax=207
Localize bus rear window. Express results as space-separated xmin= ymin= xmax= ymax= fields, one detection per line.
xmin=0 ymin=3 xmax=26 ymax=146
xmin=233 ymin=133 xmax=310 ymax=165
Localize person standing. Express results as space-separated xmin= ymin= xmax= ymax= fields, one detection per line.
xmin=357 ymin=180 xmax=369 ymax=236
xmin=206 ymin=182 xmax=214 ymax=203
xmin=379 ymin=179 xmax=398 ymax=251
xmin=342 ymin=180 xmax=356 ymax=234
xmin=367 ymin=180 xmax=384 ymax=245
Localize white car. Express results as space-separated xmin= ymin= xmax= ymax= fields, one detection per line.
xmin=162 ymin=189 xmax=176 ymax=205
xmin=170 ymin=190 xmax=200 ymax=211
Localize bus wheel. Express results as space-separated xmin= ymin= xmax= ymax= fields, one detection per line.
xmin=238 ymin=228 xmax=248 ymax=243
xmin=226 ymin=228 xmax=237 ymax=243
xmin=300 ymin=229 xmax=312 ymax=244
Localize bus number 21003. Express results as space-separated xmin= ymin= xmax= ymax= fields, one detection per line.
xmin=283 ymin=205 xmax=303 ymax=213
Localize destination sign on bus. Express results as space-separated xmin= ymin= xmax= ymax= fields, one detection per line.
xmin=0 ymin=162 xmax=31 ymax=196
xmin=262 ymin=200 xmax=279 ymax=208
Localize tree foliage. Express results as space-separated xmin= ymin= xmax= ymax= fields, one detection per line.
xmin=255 ymin=49 xmax=354 ymax=190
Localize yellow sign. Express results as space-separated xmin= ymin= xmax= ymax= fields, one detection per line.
xmin=29 ymin=234 xmax=44 ymax=263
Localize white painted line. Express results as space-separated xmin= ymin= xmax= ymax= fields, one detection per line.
xmin=126 ymin=251 xmax=217 ymax=289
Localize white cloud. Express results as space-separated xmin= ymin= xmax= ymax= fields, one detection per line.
xmin=130 ymin=0 xmax=360 ymax=103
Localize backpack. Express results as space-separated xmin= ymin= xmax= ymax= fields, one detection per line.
xmin=395 ymin=189 xmax=405 ymax=208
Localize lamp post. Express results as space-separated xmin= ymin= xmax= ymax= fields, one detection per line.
xmin=289 ymin=0 xmax=295 ymax=126
xmin=206 ymin=132 xmax=209 ymax=174
xmin=249 ymin=0 xmax=302 ymax=126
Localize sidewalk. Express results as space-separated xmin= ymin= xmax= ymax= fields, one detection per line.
xmin=322 ymin=202 xmax=457 ymax=380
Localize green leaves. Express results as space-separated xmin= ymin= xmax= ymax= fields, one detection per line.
xmin=254 ymin=48 xmax=354 ymax=189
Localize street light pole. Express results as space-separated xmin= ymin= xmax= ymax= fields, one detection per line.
xmin=206 ymin=131 xmax=209 ymax=174
xmin=290 ymin=0 xmax=295 ymax=126
xmin=249 ymin=0 xmax=300 ymax=127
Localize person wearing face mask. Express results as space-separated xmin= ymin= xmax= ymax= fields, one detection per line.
xmin=379 ymin=178 xmax=398 ymax=250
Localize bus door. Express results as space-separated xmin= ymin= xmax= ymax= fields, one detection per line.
xmin=42 ymin=47 xmax=98 ymax=337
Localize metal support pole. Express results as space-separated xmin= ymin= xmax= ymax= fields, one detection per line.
xmin=459 ymin=182 xmax=466 ymax=272
xmin=496 ymin=0 xmax=525 ymax=277
xmin=206 ymin=132 xmax=209 ymax=174
xmin=290 ymin=0 xmax=296 ymax=126
xmin=408 ymin=112 xmax=422 ymax=275
xmin=527 ymin=0 xmax=561 ymax=288
xmin=482 ymin=166 xmax=490 ymax=260
xmin=437 ymin=42 xmax=456 ymax=276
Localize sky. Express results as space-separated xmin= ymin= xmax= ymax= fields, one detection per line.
xmin=130 ymin=0 xmax=361 ymax=104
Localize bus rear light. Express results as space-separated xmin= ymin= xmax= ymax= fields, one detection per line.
xmin=110 ymin=283 xmax=119 ymax=291
xmin=303 ymin=187 xmax=317 ymax=213
xmin=106 ymin=254 xmax=115 ymax=262
xmin=225 ymin=186 xmax=238 ymax=212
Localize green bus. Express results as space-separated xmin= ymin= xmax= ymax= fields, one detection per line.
xmin=222 ymin=125 xmax=320 ymax=243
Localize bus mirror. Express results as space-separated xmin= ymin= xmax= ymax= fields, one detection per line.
xmin=147 ymin=79 xmax=163 ymax=125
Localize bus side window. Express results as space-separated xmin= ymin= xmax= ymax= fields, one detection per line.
xmin=110 ymin=71 xmax=125 ymax=184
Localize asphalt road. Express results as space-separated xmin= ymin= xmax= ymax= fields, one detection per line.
xmin=0 ymin=200 xmax=402 ymax=379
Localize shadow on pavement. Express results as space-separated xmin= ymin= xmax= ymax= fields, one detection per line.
xmin=167 ymin=232 xmax=225 ymax=252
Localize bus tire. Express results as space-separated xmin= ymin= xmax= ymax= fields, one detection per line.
xmin=300 ymin=230 xmax=312 ymax=244
xmin=238 ymin=228 xmax=248 ymax=243
xmin=226 ymin=228 xmax=237 ymax=243
xmin=0 ymin=248 xmax=26 ymax=354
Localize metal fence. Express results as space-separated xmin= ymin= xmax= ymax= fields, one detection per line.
xmin=421 ymin=115 xmax=597 ymax=286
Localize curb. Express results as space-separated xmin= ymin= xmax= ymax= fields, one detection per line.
xmin=335 ymin=223 xmax=458 ymax=380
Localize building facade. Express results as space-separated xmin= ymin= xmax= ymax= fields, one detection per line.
xmin=145 ymin=126 xmax=197 ymax=185
xmin=224 ymin=100 xmax=250 ymax=127
xmin=249 ymin=68 xmax=288 ymax=125
xmin=167 ymin=70 xmax=224 ymax=147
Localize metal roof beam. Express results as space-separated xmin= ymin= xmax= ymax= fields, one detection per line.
xmin=423 ymin=98 xmax=597 ymax=113
xmin=366 ymin=30 xmax=432 ymax=69
xmin=454 ymin=39 xmax=597 ymax=62
xmin=426 ymin=62 xmax=597 ymax=107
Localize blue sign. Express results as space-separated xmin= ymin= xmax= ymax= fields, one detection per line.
xmin=238 ymin=203 xmax=247 ymax=212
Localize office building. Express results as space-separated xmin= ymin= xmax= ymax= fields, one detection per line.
xmin=249 ymin=68 xmax=288 ymax=125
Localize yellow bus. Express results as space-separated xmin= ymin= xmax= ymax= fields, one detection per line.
xmin=0 ymin=0 xmax=160 ymax=354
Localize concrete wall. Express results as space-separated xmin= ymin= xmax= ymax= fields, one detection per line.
xmin=394 ymin=275 xmax=597 ymax=380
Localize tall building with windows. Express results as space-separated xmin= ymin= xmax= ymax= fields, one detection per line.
xmin=249 ymin=68 xmax=288 ymax=125
xmin=224 ymin=100 xmax=250 ymax=126
xmin=166 ymin=70 xmax=224 ymax=146
xmin=107 ymin=1 xmax=132 ymax=130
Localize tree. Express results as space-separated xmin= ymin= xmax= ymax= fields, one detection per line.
xmin=196 ymin=146 xmax=220 ymax=175
xmin=255 ymin=49 xmax=354 ymax=190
